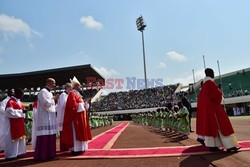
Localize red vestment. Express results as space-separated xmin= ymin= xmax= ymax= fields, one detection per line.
xmin=196 ymin=79 xmax=234 ymax=137
xmin=61 ymin=91 xmax=92 ymax=148
xmin=6 ymin=97 xmax=26 ymax=140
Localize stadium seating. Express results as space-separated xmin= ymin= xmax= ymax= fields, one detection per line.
xmin=91 ymin=84 xmax=179 ymax=112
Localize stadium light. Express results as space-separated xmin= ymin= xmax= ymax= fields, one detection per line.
xmin=192 ymin=69 xmax=197 ymax=101
xmin=217 ymin=60 xmax=226 ymax=110
xmin=136 ymin=15 xmax=148 ymax=89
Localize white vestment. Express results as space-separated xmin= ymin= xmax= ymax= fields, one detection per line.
xmin=35 ymin=88 xmax=57 ymax=144
xmin=84 ymin=101 xmax=90 ymax=111
xmin=56 ymin=92 xmax=68 ymax=132
xmin=4 ymin=97 xmax=26 ymax=159
xmin=31 ymin=104 xmax=38 ymax=150
xmin=205 ymin=130 xmax=239 ymax=149
xmin=71 ymin=123 xmax=88 ymax=152
xmin=0 ymin=96 xmax=10 ymax=151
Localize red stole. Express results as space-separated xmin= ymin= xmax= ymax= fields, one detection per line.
xmin=61 ymin=91 xmax=92 ymax=148
xmin=196 ymin=80 xmax=234 ymax=137
xmin=6 ymin=97 xmax=26 ymax=140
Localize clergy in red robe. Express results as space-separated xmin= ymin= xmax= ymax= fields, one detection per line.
xmin=61 ymin=77 xmax=92 ymax=155
xmin=4 ymin=88 xmax=26 ymax=160
xmin=196 ymin=68 xmax=240 ymax=152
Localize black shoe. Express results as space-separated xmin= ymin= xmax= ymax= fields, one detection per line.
xmin=227 ymin=147 xmax=241 ymax=152
xmin=17 ymin=154 xmax=26 ymax=159
xmin=209 ymin=147 xmax=220 ymax=152
xmin=71 ymin=151 xmax=83 ymax=156
xmin=190 ymin=130 xmax=194 ymax=133
xmin=196 ymin=138 xmax=205 ymax=146
xmin=5 ymin=157 xmax=18 ymax=161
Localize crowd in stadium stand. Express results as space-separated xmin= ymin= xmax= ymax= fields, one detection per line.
xmin=225 ymin=89 xmax=248 ymax=98
xmin=19 ymin=88 xmax=97 ymax=103
xmin=91 ymin=84 xmax=180 ymax=111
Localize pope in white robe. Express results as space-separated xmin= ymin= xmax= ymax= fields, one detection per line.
xmin=61 ymin=77 xmax=92 ymax=155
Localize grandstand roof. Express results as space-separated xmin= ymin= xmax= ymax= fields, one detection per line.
xmin=0 ymin=64 xmax=104 ymax=90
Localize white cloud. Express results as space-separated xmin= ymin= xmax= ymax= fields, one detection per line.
xmin=166 ymin=51 xmax=187 ymax=62
xmin=0 ymin=14 xmax=42 ymax=39
xmin=94 ymin=67 xmax=118 ymax=78
xmin=172 ymin=69 xmax=205 ymax=86
xmin=158 ymin=62 xmax=167 ymax=69
xmin=80 ymin=16 xmax=103 ymax=30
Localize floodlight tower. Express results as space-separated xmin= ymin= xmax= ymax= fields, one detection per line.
xmin=136 ymin=15 xmax=148 ymax=89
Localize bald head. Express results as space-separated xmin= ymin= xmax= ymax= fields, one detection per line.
xmin=46 ymin=78 xmax=56 ymax=89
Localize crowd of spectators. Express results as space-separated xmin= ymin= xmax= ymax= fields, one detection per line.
xmin=225 ymin=89 xmax=248 ymax=98
xmin=91 ymin=84 xmax=180 ymax=112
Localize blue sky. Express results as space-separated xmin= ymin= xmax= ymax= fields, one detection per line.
xmin=1 ymin=0 xmax=250 ymax=92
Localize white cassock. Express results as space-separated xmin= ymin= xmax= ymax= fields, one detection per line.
xmin=4 ymin=97 xmax=26 ymax=159
xmin=35 ymin=88 xmax=57 ymax=138
xmin=56 ymin=92 xmax=68 ymax=132
xmin=31 ymin=102 xmax=38 ymax=150
xmin=84 ymin=101 xmax=90 ymax=111
xmin=0 ymin=96 xmax=10 ymax=151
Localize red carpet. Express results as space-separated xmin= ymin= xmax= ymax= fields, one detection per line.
xmin=1 ymin=122 xmax=250 ymax=160
xmin=69 ymin=140 xmax=250 ymax=159
xmin=1 ymin=141 xmax=250 ymax=159
xmin=0 ymin=122 xmax=129 ymax=159
xmin=89 ymin=122 xmax=129 ymax=149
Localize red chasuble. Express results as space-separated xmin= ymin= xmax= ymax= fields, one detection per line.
xmin=61 ymin=91 xmax=92 ymax=148
xmin=6 ymin=97 xmax=26 ymax=140
xmin=196 ymin=80 xmax=234 ymax=137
